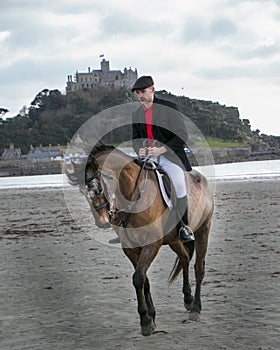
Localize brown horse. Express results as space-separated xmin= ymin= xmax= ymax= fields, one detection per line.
xmin=66 ymin=144 xmax=214 ymax=336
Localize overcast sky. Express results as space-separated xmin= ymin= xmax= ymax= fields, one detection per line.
xmin=1 ymin=0 xmax=280 ymax=135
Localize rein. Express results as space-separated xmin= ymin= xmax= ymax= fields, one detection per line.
xmin=114 ymin=159 xmax=149 ymax=228
xmin=86 ymin=170 xmax=101 ymax=184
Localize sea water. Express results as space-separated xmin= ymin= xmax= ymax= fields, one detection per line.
xmin=0 ymin=174 xmax=64 ymax=189
xmin=0 ymin=159 xmax=279 ymax=189
xmin=198 ymin=159 xmax=280 ymax=182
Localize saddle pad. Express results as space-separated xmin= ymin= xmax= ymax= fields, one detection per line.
xmin=155 ymin=170 xmax=173 ymax=209
xmin=133 ymin=158 xmax=173 ymax=209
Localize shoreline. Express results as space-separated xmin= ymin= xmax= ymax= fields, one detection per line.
xmin=0 ymin=159 xmax=279 ymax=190
xmin=1 ymin=147 xmax=280 ymax=177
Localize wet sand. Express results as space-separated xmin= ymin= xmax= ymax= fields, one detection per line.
xmin=0 ymin=180 xmax=279 ymax=350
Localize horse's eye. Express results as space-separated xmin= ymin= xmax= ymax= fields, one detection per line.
xmin=88 ymin=179 xmax=98 ymax=190
xmin=87 ymin=178 xmax=102 ymax=198
xmin=88 ymin=189 xmax=96 ymax=199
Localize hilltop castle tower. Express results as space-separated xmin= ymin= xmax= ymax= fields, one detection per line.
xmin=66 ymin=59 xmax=138 ymax=92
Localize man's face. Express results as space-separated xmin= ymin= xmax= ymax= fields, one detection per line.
xmin=135 ymin=86 xmax=155 ymax=107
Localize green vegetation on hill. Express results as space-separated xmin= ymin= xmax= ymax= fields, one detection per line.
xmin=0 ymin=88 xmax=133 ymax=154
xmin=0 ymin=87 xmax=279 ymax=154
xmin=197 ymin=137 xmax=249 ymax=148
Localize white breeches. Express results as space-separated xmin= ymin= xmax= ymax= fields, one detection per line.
xmin=155 ymin=155 xmax=187 ymax=198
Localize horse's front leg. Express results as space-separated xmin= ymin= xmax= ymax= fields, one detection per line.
xmin=123 ymin=244 xmax=160 ymax=336
xmin=133 ymin=268 xmax=156 ymax=336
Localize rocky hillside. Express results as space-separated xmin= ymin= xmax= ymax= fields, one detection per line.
xmin=0 ymin=87 xmax=279 ymax=155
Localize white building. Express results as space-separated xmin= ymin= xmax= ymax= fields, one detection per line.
xmin=1 ymin=143 xmax=21 ymax=160
xmin=66 ymin=59 xmax=138 ymax=92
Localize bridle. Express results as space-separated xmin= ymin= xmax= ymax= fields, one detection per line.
xmin=85 ymin=169 xmax=113 ymax=213
xmin=85 ymin=159 xmax=149 ymax=228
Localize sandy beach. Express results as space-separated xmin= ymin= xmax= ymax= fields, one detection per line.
xmin=0 ymin=179 xmax=279 ymax=350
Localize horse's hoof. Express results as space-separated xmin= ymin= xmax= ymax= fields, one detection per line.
xmin=184 ymin=302 xmax=193 ymax=311
xmin=141 ymin=320 xmax=156 ymax=336
xmin=189 ymin=311 xmax=200 ymax=321
xmin=184 ymin=296 xmax=194 ymax=311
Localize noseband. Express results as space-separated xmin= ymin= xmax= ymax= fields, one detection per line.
xmin=85 ymin=170 xmax=112 ymax=212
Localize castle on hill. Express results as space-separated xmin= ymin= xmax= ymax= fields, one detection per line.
xmin=66 ymin=58 xmax=138 ymax=92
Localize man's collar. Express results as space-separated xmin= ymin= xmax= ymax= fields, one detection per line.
xmin=142 ymin=104 xmax=153 ymax=111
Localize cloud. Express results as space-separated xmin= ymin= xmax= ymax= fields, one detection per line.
xmin=101 ymin=14 xmax=153 ymax=37
xmin=196 ymin=61 xmax=280 ymax=83
xmin=239 ymin=42 xmax=280 ymax=60
xmin=0 ymin=30 xmax=10 ymax=42
xmin=182 ymin=17 xmax=237 ymax=44
xmin=0 ymin=0 xmax=280 ymax=135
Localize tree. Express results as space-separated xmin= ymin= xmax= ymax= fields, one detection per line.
xmin=0 ymin=108 xmax=9 ymax=117
xmin=19 ymin=105 xmax=29 ymax=117
xmin=30 ymin=89 xmax=50 ymax=110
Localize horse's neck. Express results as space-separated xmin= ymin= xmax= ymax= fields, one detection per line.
xmin=97 ymin=151 xmax=140 ymax=201
xmin=97 ymin=151 xmax=137 ymax=177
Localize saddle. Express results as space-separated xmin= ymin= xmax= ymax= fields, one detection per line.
xmin=134 ymin=158 xmax=176 ymax=209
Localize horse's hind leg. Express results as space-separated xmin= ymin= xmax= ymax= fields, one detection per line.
xmin=190 ymin=220 xmax=211 ymax=321
xmin=169 ymin=241 xmax=194 ymax=309
xmin=144 ymin=277 xmax=156 ymax=323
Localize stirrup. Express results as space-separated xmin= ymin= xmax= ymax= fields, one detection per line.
xmin=179 ymin=225 xmax=195 ymax=243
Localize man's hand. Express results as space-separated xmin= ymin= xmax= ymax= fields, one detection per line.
xmin=147 ymin=146 xmax=166 ymax=158
xmin=139 ymin=147 xmax=147 ymax=158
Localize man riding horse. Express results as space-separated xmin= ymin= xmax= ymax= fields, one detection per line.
xmin=131 ymin=75 xmax=194 ymax=243
xmin=66 ymin=91 xmax=214 ymax=334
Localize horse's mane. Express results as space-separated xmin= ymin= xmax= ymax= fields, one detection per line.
xmin=88 ymin=143 xmax=115 ymax=163
xmin=66 ymin=142 xmax=134 ymax=186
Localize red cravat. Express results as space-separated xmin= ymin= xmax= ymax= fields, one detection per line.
xmin=143 ymin=105 xmax=154 ymax=146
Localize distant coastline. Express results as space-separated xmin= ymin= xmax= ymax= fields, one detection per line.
xmin=1 ymin=147 xmax=279 ymax=177
xmin=190 ymin=146 xmax=280 ymax=166
xmin=0 ymin=160 xmax=61 ymax=177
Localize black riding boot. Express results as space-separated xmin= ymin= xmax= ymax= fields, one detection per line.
xmin=176 ymin=196 xmax=195 ymax=243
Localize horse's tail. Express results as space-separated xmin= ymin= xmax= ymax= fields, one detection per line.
xmin=168 ymin=241 xmax=195 ymax=284
xmin=185 ymin=241 xmax=195 ymax=261
xmin=168 ymin=256 xmax=181 ymax=284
